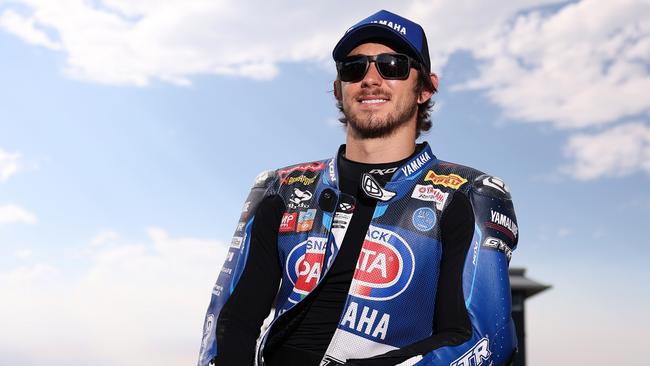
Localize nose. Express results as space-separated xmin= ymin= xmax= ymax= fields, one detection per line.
xmin=360 ymin=61 xmax=382 ymax=88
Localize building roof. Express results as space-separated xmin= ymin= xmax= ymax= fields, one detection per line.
xmin=509 ymin=267 xmax=551 ymax=299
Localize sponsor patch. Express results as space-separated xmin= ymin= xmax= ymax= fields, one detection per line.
xmin=199 ymin=313 xmax=215 ymax=361
xmin=450 ymin=337 xmax=491 ymax=366
xmin=482 ymin=236 xmax=513 ymax=261
xmin=368 ymin=167 xmax=398 ymax=176
xmin=241 ymin=201 xmax=251 ymax=213
xmin=212 ymin=284 xmax=223 ymax=296
xmin=328 ymin=158 xmax=337 ymax=183
xmin=482 ymin=176 xmax=509 ymax=194
xmin=350 ymin=226 xmax=415 ymax=301
xmin=297 ymin=209 xmax=317 ymax=232
xmin=370 ymin=19 xmax=408 ymax=35
xmin=236 ymin=221 xmax=246 ymax=232
xmin=287 ymin=188 xmax=314 ymax=210
xmin=280 ymin=212 xmax=298 ymax=232
xmin=474 ymin=174 xmax=512 ymax=199
xmin=282 ymin=174 xmax=317 ymax=186
xmin=286 ymin=237 xmax=328 ymax=297
xmin=230 ymin=236 xmax=243 ymax=249
xmin=361 ymin=173 xmax=396 ymax=201
xmin=340 ymin=301 xmax=390 ymax=340
xmin=400 ymin=150 xmax=431 ymax=177
xmin=339 ymin=202 xmax=354 ymax=212
xmin=424 ymin=171 xmax=467 ymax=189
xmin=331 ymin=210 xmax=353 ymax=249
xmin=488 ymin=209 xmax=518 ymax=239
xmin=412 ymin=207 xmax=436 ymax=232
xmin=410 ymin=184 xmax=449 ymax=209
xmin=332 ymin=212 xmax=352 ymax=229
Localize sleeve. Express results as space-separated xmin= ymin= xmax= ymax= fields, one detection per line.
xmin=345 ymin=175 xmax=518 ymax=366
xmin=197 ymin=171 xmax=285 ymax=366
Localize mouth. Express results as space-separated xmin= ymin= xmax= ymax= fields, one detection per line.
xmin=357 ymin=94 xmax=390 ymax=106
xmin=360 ymin=98 xmax=388 ymax=104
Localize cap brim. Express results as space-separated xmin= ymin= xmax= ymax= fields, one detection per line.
xmin=332 ymin=24 xmax=425 ymax=66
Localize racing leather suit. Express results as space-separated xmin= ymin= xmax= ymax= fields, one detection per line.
xmin=198 ymin=142 xmax=519 ymax=365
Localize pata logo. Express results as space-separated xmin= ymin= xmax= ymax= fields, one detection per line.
xmin=350 ymin=226 xmax=415 ymax=301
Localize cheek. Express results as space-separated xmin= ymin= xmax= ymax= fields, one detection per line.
xmin=341 ymin=86 xmax=357 ymax=104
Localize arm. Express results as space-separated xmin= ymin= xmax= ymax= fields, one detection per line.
xmin=198 ymin=172 xmax=284 ymax=366
xmin=346 ymin=175 xmax=518 ymax=366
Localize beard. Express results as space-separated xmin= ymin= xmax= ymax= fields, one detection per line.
xmin=339 ymin=90 xmax=418 ymax=140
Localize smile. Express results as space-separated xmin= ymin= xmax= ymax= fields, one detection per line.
xmin=361 ymin=99 xmax=388 ymax=104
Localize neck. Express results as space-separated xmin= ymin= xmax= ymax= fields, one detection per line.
xmin=345 ymin=121 xmax=417 ymax=163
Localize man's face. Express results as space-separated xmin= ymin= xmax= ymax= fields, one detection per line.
xmin=338 ymin=42 xmax=421 ymax=139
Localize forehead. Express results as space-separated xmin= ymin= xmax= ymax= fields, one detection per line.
xmin=347 ymin=42 xmax=397 ymax=56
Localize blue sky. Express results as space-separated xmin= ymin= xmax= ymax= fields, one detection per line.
xmin=1 ymin=1 xmax=649 ymax=365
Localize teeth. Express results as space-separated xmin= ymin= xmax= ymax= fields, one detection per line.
xmin=361 ymin=99 xmax=387 ymax=104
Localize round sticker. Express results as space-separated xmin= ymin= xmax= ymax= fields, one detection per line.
xmin=412 ymin=207 xmax=436 ymax=232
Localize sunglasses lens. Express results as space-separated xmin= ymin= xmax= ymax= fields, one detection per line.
xmin=338 ymin=56 xmax=368 ymax=82
xmin=337 ymin=53 xmax=413 ymax=82
xmin=376 ymin=54 xmax=410 ymax=79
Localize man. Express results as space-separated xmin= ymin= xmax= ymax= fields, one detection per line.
xmin=198 ymin=10 xmax=518 ymax=366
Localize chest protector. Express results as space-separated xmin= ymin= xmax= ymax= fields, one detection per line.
xmin=198 ymin=143 xmax=519 ymax=366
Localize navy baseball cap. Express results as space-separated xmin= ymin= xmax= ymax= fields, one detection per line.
xmin=332 ymin=10 xmax=431 ymax=72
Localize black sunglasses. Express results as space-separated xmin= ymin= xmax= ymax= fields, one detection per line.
xmin=336 ymin=53 xmax=419 ymax=82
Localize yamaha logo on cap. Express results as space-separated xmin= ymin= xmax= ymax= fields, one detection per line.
xmin=333 ymin=9 xmax=430 ymax=71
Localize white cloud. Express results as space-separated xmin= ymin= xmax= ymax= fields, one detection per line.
xmin=0 ymin=9 xmax=60 ymax=49
xmin=0 ymin=263 xmax=58 ymax=286
xmin=1 ymin=1 xmax=647 ymax=122
xmin=0 ymin=148 xmax=22 ymax=182
xmin=14 ymin=248 xmax=32 ymax=259
xmin=0 ymin=204 xmax=37 ymax=224
xmin=90 ymin=229 xmax=119 ymax=247
xmin=2 ymin=1 xmax=650 ymax=178
xmin=563 ymin=122 xmax=650 ymax=180
xmin=0 ymin=227 xmax=228 ymax=366
xmin=461 ymin=0 xmax=650 ymax=129
xmin=0 ymin=0 xmax=560 ymax=86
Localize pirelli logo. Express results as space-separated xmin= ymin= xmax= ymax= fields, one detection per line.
xmin=424 ymin=171 xmax=468 ymax=190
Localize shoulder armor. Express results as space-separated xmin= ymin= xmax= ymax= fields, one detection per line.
xmin=472 ymin=174 xmax=512 ymax=200
xmin=252 ymin=169 xmax=279 ymax=189
xmin=274 ymin=160 xmax=330 ymax=191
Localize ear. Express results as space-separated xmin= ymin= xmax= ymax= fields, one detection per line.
xmin=333 ymin=80 xmax=342 ymax=100
xmin=430 ymin=72 xmax=439 ymax=92
xmin=418 ymin=72 xmax=438 ymax=104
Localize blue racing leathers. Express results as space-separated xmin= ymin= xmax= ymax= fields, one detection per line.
xmin=198 ymin=142 xmax=519 ymax=366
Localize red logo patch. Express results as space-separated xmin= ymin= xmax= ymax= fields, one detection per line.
xmin=354 ymin=240 xmax=401 ymax=288
xmin=279 ymin=212 xmax=297 ymax=232
xmin=290 ymin=238 xmax=327 ymax=295
xmin=350 ymin=226 xmax=415 ymax=301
